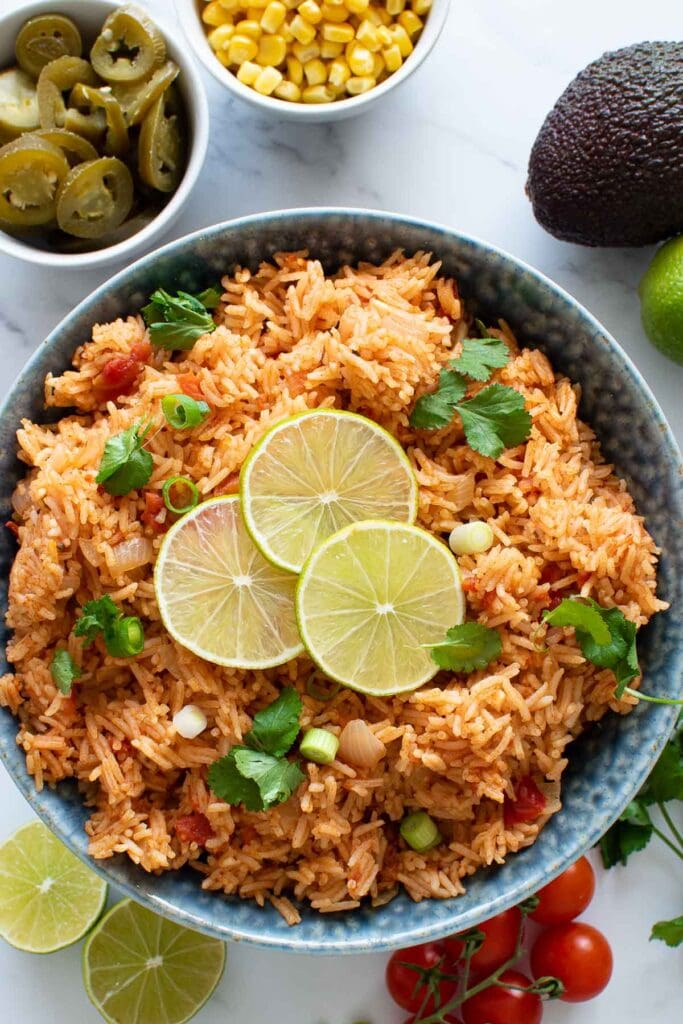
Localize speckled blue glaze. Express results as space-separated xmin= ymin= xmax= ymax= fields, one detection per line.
xmin=1 ymin=210 xmax=682 ymax=954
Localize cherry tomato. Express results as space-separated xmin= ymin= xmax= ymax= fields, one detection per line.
xmin=531 ymin=922 xmax=613 ymax=1002
xmin=504 ymin=776 xmax=547 ymax=827
xmin=462 ymin=970 xmax=542 ymax=1024
xmin=386 ymin=943 xmax=456 ymax=1014
xmin=442 ymin=907 xmax=521 ymax=975
xmin=530 ymin=856 xmax=596 ymax=925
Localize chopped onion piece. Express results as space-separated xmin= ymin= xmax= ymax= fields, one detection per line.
xmin=173 ymin=704 xmax=207 ymax=739
xmin=448 ymin=521 xmax=494 ymax=556
xmin=338 ymin=719 xmax=386 ymax=768
xmin=108 ymin=536 xmax=154 ymax=575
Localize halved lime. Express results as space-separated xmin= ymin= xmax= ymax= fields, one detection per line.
xmin=155 ymin=496 xmax=303 ymax=668
xmin=240 ymin=410 xmax=419 ymax=573
xmin=296 ymin=521 xmax=465 ymax=695
xmin=83 ymin=899 xmax=226 ymax=1024
xmin=0 ymin=820 xmax=107 ymax=953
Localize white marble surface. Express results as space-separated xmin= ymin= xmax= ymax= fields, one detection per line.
xmin=0 ymin=0 xmax=681 ymax=1020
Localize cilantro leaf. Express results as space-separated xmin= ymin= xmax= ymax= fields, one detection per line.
xmin=142 ymin=287 xmax=218 ymax=351
xmin=449 ymin=337 xmax=510 ymax=382
xmin=74 ymin=595 xmax=121 ymax=647
xmin=207 ymin=749 xmax=263 ymax=812
xmin=247 ymin=687 xmax=302 ymax=758
xmin=599 ymin=807 xmax=653 ymax=868
xmin=429 ymin=622 xmax=502 ymax=673
xmin=196 ymin=285 xmax=222 ymax=309
xmin=640 ymin=735 xmax=683 ymax=806
xmin=456 ymin=384 xmax=532 ymax=459
xmin=543 ymin=598 xmax=611 ymax=645
xmin=50 ymin=649 xmax=81 ymax=696
xmin=544 ymin=598 xmax=640 ymax=697
xmin=651 ymin=916 xmax=683 ymax=948
xmin=234 ymin=748 xmax=305 ymax=808
xmin=96 ymin=423 xmax=154 ymax=497
xmin=409 ymin=369 xmax=467 ymax=429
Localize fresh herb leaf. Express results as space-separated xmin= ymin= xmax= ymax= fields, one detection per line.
xmin=50 ymin=649 xmax=81 ymax=696
xmin=409 ymin=368 xmax=467 ymax=429
xmin=74 ymin=595 xmax=121 ymax=647
xmin=247 ymin=687 xmax=303 ymax=758
xmin=234 ymin=748 xmax=305 ymax=808
xmin=96 ymin=423 xmax=154 ymax=497
xmin=457 ymin=384 xmax=532 ymax=459
xmin=207 ymin=749 xmax=263 ymax=812
xmin=196 ymin=285 xmax=222 ymax=309
xmin=599 ymin=812 xmax=653 ymax=868
xmin=543 ymin=598 xmax=640 ymax=696
xmin=543 ymin=598 xmax=611 ymax=645
xmin=428 ymin=622 xmax=502 ymax=673
xmin=640 ymin=733 xmax=683 ymax=806
xmin=449 ymin=337 xmax=510 ymax=382
xmin=651 ymin=916 xmax=683 ymax=948
xmin=142 ymin=287 xmax=218 ymax=351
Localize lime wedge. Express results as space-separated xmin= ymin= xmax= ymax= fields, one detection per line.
xmin=240 ymin=410 xmax=418 ymax=573
xmin=0 ymin=820 xmax=107 ymax=953
xmin=296 ymin=521 xmax=465 ymax=695
xmin=155 ymin=496 xmax=303 ymax=668
xmin=83 ymin=899 xmax=225 ymax=1024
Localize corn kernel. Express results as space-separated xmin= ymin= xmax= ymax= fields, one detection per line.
xmin=411 ymin=0 xmax=431 ymax=12
xmin=378 ymin=7 xmax=392 ymax=23
xmin=346 ymin=74 xmax=375 ymax=94
xmin=320 ymin=3 xmax=348 ymax=20
xmin=346 ymin=0 xmax=369 ymax=11
xmin=321 ymin=21 xmax=354 ymax=41
xmin=386 ymin=0 xmax=405 ymax=13
xmin=389 ymin=23 xmax=412 ymax=55
xmin=298 ymin=0 xmax=323 ymax=22
xmin=236 ymin=59 xmax=261 ymax=83
xmin=302 ymin=57 xmax=326 ymax=84
xmin=242 ymin=0 xmax=268 ymax=6
xmin=398 ymin=9 xmax=422 ymax=35
xmin=292 ymin=40 xmax=320 ymax=60
xmin=382 ymin=42 xmax=402 ymax=71
xmin=347 ymin=42 xmax=373 ymax=75
xmin=253 ymin=65 xmax=284 ymax=92
xmin=214 ymin=48 xmax=232 ymax=66
xmin=355 ymin=19 xmax=381 ymax=51
xmin=274 ymin=79 xmax=302 ymax=100
xmin=207 ymin=24 xmax=235 ymax=50
xmin=234 ymin=18 xmax=262 ymax=37
xmin=257 ymin=33 xmax=287 ymax=63
xmin=328 ymin=58 xmax=350 ymax=87
xmin=321 ymin=39 xmax=343 ymax=57
xmin=372 ymin=50 xmax=384 ymax=76
xmin=365 ymin=6 xmax=382 ymax=23
xmin=227 ymin=33 xmax=259 ymax=61
xmin=281 ymin=22 xmax=294 ymax=40
xmin=283 ymin=0 xmax=299 ymax=7
xmin=247 ymin=7 xmax=262 ymax=18
xmin=302 ymin=84 xmax=334 ymax=102
xmin=203 ymin=1 xmax=232 ymax=26
xmin=290 ymin=13 xmax=317 ymax=42
xmin=260 ymin=0 xmax=287 ymax=30
xmin=218 ymin=0 xmax=240 ymax=10
xmin=376 ymin=25 xmax=392 ymax=45
xmin=287 ymin=55 xmax=304 ymax=82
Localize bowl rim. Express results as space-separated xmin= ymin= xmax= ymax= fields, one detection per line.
xmin=0 ymin=0 xmax=210 ymax=270
xmin=174 ymin=0 xmax=451 ymax=120
xmin=1 ymin=207 xmax=682 ymax=954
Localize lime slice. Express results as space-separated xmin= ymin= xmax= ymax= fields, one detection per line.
xmin=296 ymin=521 xmax=465 ymax=695
xmin=155 ymin=496 xmax=303 ymax=668
xmin=0 ymin=820 xmax=107 ymax=953
xmin=241 ymin=410 xmax=419 ymax=573
xmin=83 ymin=899 xmax=226 ymax=1024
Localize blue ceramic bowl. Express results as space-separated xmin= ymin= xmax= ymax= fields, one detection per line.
xmin=1 ymin=209 xmax=682 ymax=954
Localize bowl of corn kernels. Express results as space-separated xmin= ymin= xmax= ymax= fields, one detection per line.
xmin=176 ymin=0 xmax=450 ymax=120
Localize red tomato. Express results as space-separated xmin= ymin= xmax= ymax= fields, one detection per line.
xmin=443 ymin=907 xmax=521 ymax=975
xmin=385 ymin=943 xmax=456 ymax=1014
xmin=531 ymin=922 xmax=613 ymax=1002
xmin=131 ymin=340 xmax=152 ymax=362
xmin=530 ymin=856 xmax=595 ymax=925
xmin=178 ymin=372 xmax=205 ymax=401
xmin=462 ymin=970 xmax=542 ymax=1024
xmin=141 ymin=491 xmax=166 ymax=532
xmin=174 ymin=813 xmax=214 ymax=846
xmin=404 ymin=1018 xmax=462 ymax=1023
xmin=99 ymin=354 xmax=141 ymax=398
xmin=504 ymin=776 xmax=547 ymax=827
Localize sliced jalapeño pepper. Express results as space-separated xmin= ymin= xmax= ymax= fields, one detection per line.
xmin=55 ymin=156 xmax=133 ymax=238
xmin=15 ymin=15 xmax=82 ymax=79
xmin=0 ymin=134 xmax=69 ymax=227
xmin=69 ymin=84 xmax=129 ymax=157
xmin=113 ymin=60 xmax=179 ymax=127
xmin=33 ymin=128 xmax=98 ymax=165
xmin=0 ymin=67 xmax=39 ymax=142
xmin=37 ymin=56 xmax=97 ymax=129
xmin=138 ymin=87 xmax=186 ymax=193
xmin=90 ymin=7 xmax=166 ymax=83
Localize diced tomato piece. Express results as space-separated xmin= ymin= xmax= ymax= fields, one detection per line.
xmin=576 ymin=571 xmax=592 ymax=587
xmin=482 ymin=589 xmax=497 ymax=609
xmin=504 ymin=776 xmax=547 ymax=827
xmin=461 ymin=575 xmax=479 ymax=594
xmin=178 ymin=373 xmax=205 ymax=401
xmin=5 ymin=520 xmax=19 ymax=537
xmin=131 ymin=340 xmax=152 ymax=362
xmin=141 ymin=491 xmax=166 ymax=532
xmin=174 ymin=812 xmax=214 ymax=846
xmin=539 ymin=562 xmax=565 ymax=586
xmin=99 ymin=355 xmax=141 ymax=399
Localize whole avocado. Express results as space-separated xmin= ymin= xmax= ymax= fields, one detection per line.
xmin=526 ymin=42 xmax=683 ymax=247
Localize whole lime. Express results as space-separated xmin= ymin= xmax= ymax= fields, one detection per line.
xmin=639 ymin=235 xmax=683 ymax=364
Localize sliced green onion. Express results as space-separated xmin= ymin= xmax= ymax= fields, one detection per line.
xmin=448 ymin=521 xmax=494 ymax=556
xmin=300 ymin=728 xmax=339 ymax=765
xmin=163 ymin=476 xmax=199 ymax=515
xmin=306 ymin=672 xmax=341 ymax=702
xmin=106 ymin=616 xmax=145 ymax=658
xmin=400 ymin=811 xmax=442 ymax=853
xmin=161 ymin=393 xmax=210 ymax=430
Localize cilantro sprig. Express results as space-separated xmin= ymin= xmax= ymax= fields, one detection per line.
xmin=208 ymin=688 xmax=305 ymax=812
xmin=50 ymin=649 xmax=81 ymax=696
xmin=543 ymin=597 xmax=639 ymax=697
xmin=428 ymin=622 xmax=502 ymax=673
xmin=74 ymin=595 xmax=145 ymax=659
xmin=142 ymin=286 xmax=220 ymax=351
xmin=409 ymin=336 xmax=532 ymax=459
xmin=96 ymin=422 xmax=154 ymax=497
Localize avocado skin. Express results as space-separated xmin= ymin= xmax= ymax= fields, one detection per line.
xmin=526 ymin=42 xmax=683 ymax=247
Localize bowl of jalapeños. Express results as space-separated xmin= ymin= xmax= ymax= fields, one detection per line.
xmin=0 ymin=0 xmax=209 ymax=268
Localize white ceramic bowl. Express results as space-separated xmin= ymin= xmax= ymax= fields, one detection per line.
xmin=176 ymin=0 xmax=451 ymax=123
xmin=0 ymin=0 xmax=209 ymax=269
